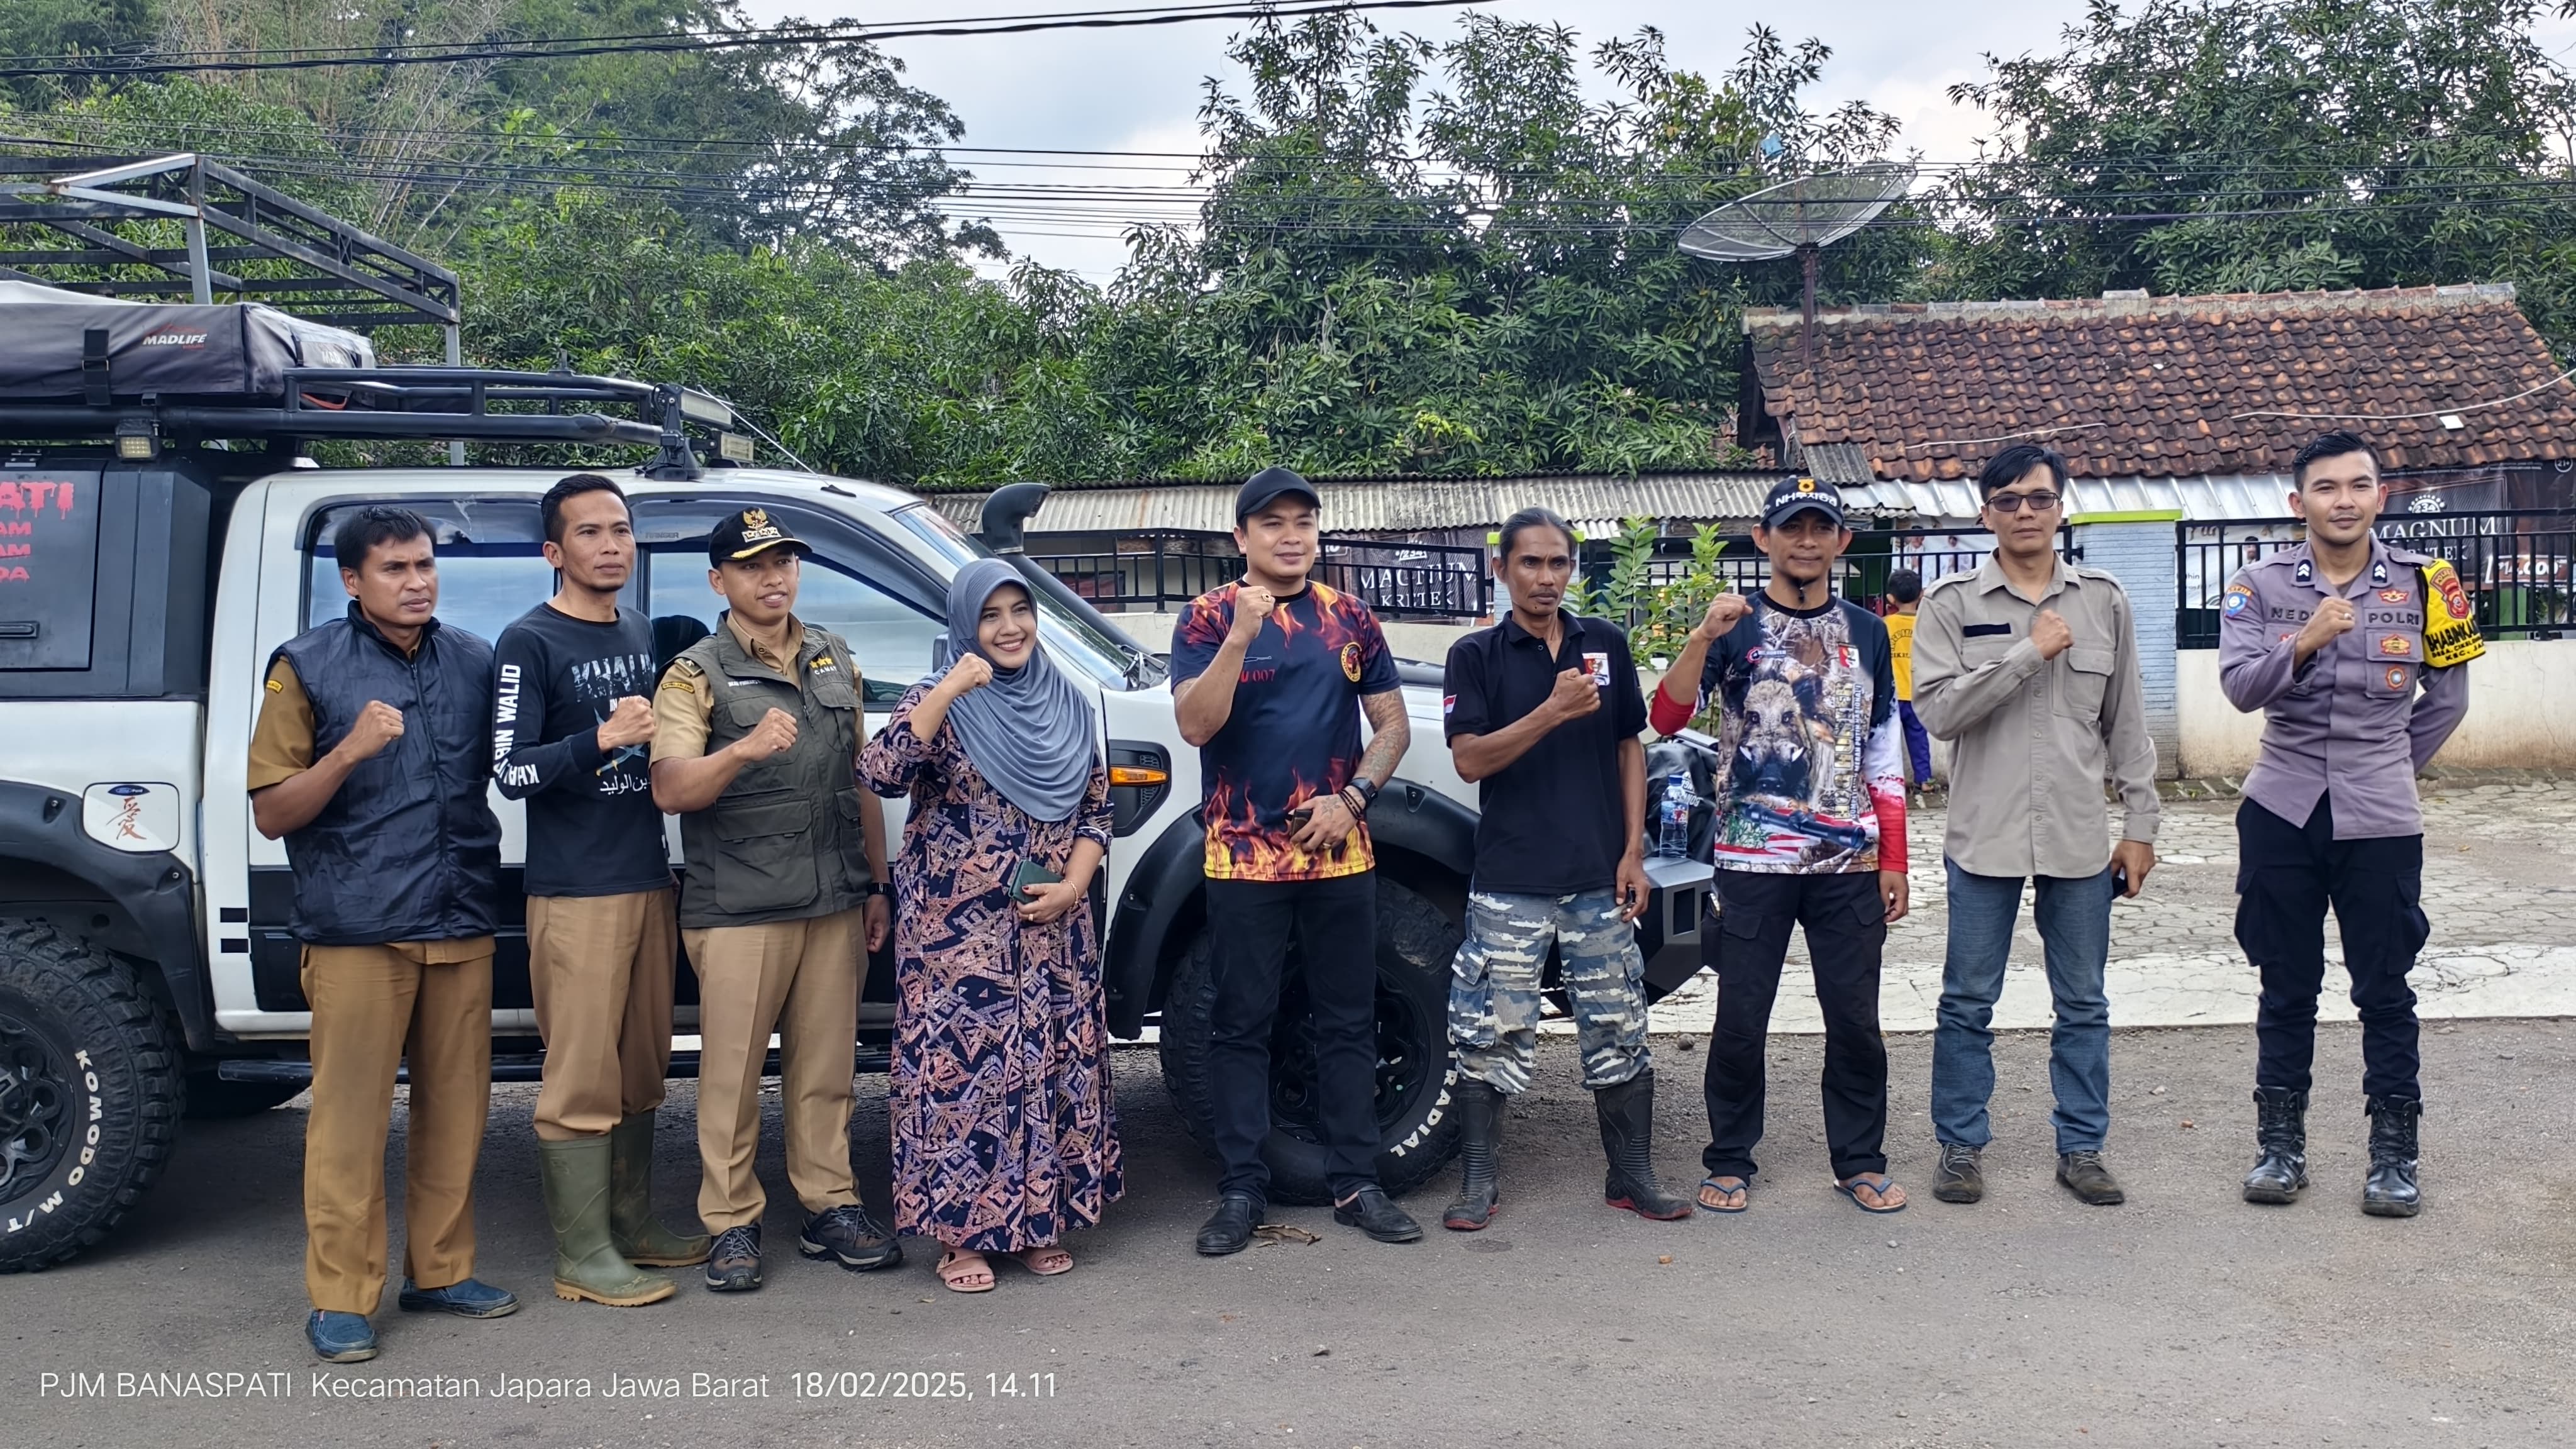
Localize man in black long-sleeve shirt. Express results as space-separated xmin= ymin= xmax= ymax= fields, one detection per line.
xmin=493 ymin=475 xmax=706 ymax=1307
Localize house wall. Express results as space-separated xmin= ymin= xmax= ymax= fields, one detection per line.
xmin=2179 ymin=639 xmax=2576 ymax=775
xmin=2072 ymin=516 xmax=2184 ymax=776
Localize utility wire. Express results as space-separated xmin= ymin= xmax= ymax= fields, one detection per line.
xmin=0 ymin=0 xmax=1495 ymax=80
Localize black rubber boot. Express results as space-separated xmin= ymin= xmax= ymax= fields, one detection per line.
xmin=2362 ymin=1096 xmax=2423 ymax=1218
xmin=1441 ymin=1080 xmax=1502 ymax=1231
xmin=2242 ymin=1087 xmax=2309 ymax=1205
xmin=1596 ymin=1072 xmax=1692 ymax=1221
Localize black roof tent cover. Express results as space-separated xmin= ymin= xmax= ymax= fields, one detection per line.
xmin=0 ymin=280 xmax=374 ymax=401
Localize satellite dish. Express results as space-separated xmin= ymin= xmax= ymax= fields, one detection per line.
xmin=1679 ymin=161 xmax=1915 ymax=365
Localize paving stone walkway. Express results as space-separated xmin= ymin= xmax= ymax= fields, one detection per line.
xmin=1640 ymin=777 xmax=2576 ymax=1035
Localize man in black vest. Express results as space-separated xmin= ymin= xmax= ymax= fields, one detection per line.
xmin=650 ymin=508 xmax=896 ymax=1292
xmin=248 ymin=506 xmax=513 ymax=1364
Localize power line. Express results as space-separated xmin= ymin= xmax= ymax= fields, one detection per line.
xmin=0 ymin=0 xmax=1495 ymax=80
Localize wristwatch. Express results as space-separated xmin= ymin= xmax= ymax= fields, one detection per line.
xmin=863 ymin=882 xmax=890 ymax=897
xmin=1348 ymin=778 xmax=1382 ymax=811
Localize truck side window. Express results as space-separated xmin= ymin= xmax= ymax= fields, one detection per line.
xmin=304 ymin=499 xmax=555 ymax=645
xmin=634 ymin=501 xmax=941 ymax=706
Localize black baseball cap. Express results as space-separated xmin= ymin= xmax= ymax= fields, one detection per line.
xmin=1760 ymin=475 xmax=1847 ymax=530
xmin=706 ymin=506 xmax=811 ymax=566
xmin=1236 ymin=466 xmax=1322 ymax=522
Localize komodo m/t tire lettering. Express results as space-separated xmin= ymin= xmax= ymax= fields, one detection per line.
xmin=0 ymin=919 xmax=180 ymax=1273
xmin=1159 ymin=875 xmax=1462 ymax=1204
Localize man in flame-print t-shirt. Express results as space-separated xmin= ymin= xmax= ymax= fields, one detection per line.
xmin=1170 ymin=579 xmax=1400 ymax=880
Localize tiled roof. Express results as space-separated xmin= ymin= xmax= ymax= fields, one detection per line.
xmin=1746 ymin=284 xmax=2576 ymax=483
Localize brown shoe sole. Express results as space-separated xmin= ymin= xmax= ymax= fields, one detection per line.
xmin=553 ymin=1276 xmax=677 ymax=1307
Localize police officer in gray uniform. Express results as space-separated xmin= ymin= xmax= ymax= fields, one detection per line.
xmin=2218 ymin=431 xmax=2475 ymax=1218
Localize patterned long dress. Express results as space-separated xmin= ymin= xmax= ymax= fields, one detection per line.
xmin=858 ymin=682 xmax=1123 ymax=1252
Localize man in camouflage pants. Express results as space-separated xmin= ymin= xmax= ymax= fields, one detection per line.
xmin=1438 ymin=507 xmax=1690 ymax=1230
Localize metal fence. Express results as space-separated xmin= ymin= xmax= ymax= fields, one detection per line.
xmin=2176 ymin=509 xmax=2576 ymax=648
xmin=1028 ymin=530 xmax=1492 ymax=619
xmin=1631 ymin=526 xmax=2079 ymax=615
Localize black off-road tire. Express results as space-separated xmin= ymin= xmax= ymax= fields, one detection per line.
xmin=0 ymin=919 xmax=181 ymax=1272
xmin=182 ymin=1074 xmax=304 ymax=1119
xmin=1160 ymin=875 xmax=1462 ymax=1205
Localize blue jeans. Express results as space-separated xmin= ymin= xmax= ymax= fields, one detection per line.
xmin=1930 ymin=862 xmax=2114 ymax=1154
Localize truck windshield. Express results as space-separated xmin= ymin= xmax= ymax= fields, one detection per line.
xmin=889 ymin=505 xmax=1164 ymax=689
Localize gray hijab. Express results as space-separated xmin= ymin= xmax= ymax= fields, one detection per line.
xmin=929 ymin=558 xmax=1097 ymax=823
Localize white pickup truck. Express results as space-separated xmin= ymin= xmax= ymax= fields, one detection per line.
xmin=0 ymin=362 xmax=1711 ymax=1272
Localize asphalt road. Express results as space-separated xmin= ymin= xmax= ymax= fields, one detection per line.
xmin=6 ymin=1022 xmax=2571 ymax=1448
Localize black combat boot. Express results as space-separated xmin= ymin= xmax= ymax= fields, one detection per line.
xmin=1596 ymin=1072 xmax=1692 ymax=1221
xmin=1441 ymin=1080 xmax=1502 ymax=1231
xmin=2241 ymin=1087 xmax=2309 ymax=1205
xmin=2362 ymin=1096 xmax=2423 ymax=1218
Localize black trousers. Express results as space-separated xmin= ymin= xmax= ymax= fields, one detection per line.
xmin=2235 ymin=795 xmax=2427 ymax=1102
xmin=1206 ymin=872 xmax=1380 ymax=1202
xmin=1702 ymin=869 xmax=1890 ymax=1181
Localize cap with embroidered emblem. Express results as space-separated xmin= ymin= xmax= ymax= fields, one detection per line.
xmin=707 ymin=506 xmax=810 ymax=565
xmin=1760 ymin=475 xmax=1846 ymax=530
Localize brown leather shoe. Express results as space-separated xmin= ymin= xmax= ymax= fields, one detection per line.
xmin=2057 ymin=1150 xmax=2126 ymax=1206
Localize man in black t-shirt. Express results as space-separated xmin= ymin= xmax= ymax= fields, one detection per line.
xmin=1438 ymin=508 xmax=1688 ymax=1231
xmin=493 ymin=475 xmax=706 ymax=1307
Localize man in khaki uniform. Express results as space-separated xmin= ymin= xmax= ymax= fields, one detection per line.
xmin=650 ymin=507 xmax=896 ymax=1292
xmin=248 ymin=505 xmax=515 ymax=1363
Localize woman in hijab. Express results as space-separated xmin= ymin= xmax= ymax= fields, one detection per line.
xmin=860 ymin=559 xmax=1121 ymax=1293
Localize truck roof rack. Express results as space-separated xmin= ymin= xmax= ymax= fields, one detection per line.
xmin=0 ymin=153 xmax=459 ymax=333
xmin=0 ymin=365 xmax=752 ymax=480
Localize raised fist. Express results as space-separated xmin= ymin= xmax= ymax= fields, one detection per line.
xmin=2297 ymin=596 xmax=2357 ymax=657
xmin=941 ymin=653 xmax=994 ymax=696
xmin=1227 ymin=586 xmax=1276 ymax=647
xmin=2031 ymin=609 xmax=2075 ymax=660
xmin=1695 ymin=593 xmax=1752 ymax=642
xmin=734 ymin=706 xmax=799 ymax=762
xmin=340 ymin=700 xmax=406 ymax=762
xmin=597 ymin=695 xmax=655 ymax=750
xmin=1546 ymin=667 xmax=1601 ymax=722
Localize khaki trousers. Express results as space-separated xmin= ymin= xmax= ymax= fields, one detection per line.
xmin=686 ymin=910 xmax=863 ymax=1232
xmin=300 ymin=940 xmax=494 ymax=1314
xmin=528 ymin=889 xmax=679 ymax=1141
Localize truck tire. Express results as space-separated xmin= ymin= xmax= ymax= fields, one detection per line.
xmin=0 ymin=919 xmax=181 ymax=1272
xmin=182 ymin=1073 xmax=304 ymax=1119
xmin=1159 ymin=875 xmax=1461 ymax=1205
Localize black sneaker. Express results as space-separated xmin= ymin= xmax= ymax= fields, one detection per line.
xmin=1932 ymin=1143 xmax=1985 ymax=1204
xmin=1331 ymin=1185 xmax=1422 ymax=1243
xmin=704 ymin=1224 xmax=763 ymax=1292
xmin=800 ymin=1205 xmax=903 ymax=1271
xmin=2057 ymin=1150 xmax=2127 ymax=1206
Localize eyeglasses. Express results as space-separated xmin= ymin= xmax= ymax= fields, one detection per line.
xmin=1985 ymin=491 xmax=2062 ymax=514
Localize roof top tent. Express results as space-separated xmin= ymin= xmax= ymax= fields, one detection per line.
xmin=0 ymin=152 xmax=467 ymax=460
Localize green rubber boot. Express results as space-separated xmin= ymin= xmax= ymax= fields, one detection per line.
xmin=540 ymin=1136 xmax=677 ymax=1307
xmin=609 ymin=1113 xmax=711 ymax=1267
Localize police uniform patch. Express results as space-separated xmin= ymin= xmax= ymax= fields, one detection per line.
xmin=2384 ymin=665 xmax=2410 ymax=691
xmin=2378 ymin=589 xmax=2410 ymax=603
xmin=2377 ymin=634 xmax=2414 ymax=658
xmin=2294 ymin=559 xmax=2314 ymax=586
xmin=662 ymin=657 xmax=704 ymax=693
xmin=2223 ymin=585 xmax=2253 ymax=616
xmin=2419 ymin=559 xmax=2485 ymax=668
xmin=265 ymin=677 xmax=284 ymax=693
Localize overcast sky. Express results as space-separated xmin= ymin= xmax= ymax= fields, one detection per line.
xmin=738 ymin=1 xmax=2576 ymax=280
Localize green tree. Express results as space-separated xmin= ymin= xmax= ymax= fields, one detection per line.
xmin=1936 ymin=0 xmax=2576 ymax=349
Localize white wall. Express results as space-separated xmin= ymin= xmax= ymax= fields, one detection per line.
xmin=1105 ymin=610 xmax=1477 ymax=663
xmin=2179 ymin=639 xmax=2576 ymax=775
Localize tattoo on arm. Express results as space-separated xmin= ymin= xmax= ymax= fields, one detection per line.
xmin=1358 ymin=689 xmax=1411 ymax=787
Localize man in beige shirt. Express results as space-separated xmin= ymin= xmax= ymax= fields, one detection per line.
xmin=1912 ymin=445 xmax=2160 ymax=1209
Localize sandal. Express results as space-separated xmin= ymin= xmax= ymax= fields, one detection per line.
xmin=1696 ymin=1175 xmax=1749 ymax=1214
xmin=936 ymin=1250 xmax=995 ymax=1294
xmin=1835 ymin=1173 xmax=1908 ymax=1214
xmin=1014 ymin=1245 xmax=1073 ymax=1277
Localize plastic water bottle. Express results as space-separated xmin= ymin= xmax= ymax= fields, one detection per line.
xmin=1655 ymin=772 xmax=1694 ymax=858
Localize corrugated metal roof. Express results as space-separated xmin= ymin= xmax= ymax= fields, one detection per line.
xmin=933 ymin=472 xmax=1783 ymax=536
xmin=1841 ymin=473 xmax=2300 ymax=525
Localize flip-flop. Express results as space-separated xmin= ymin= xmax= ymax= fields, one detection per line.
xmin=1696 ymin=1175 xmax=1749 ymax=1214
xmin=1835 ymin=1174 xmax=1907 ymax=1214
xmin=1014 ymin=1245 xmax=1073 ymax=1277
xmin=936 ymin=1250 xmax=996 ymax=1293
